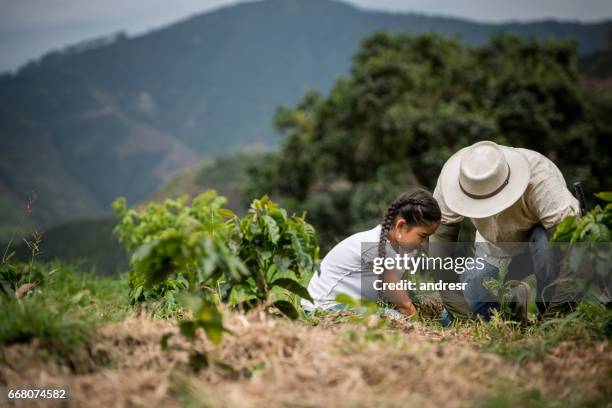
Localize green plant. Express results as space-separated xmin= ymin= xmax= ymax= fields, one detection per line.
xmin=552 ymin=191 xmax=611 ymax=302
xmin=230 ymin=195 xmax=318 ymax=318
xmin=113 ymin=191 xmax=319 ymax=348
xmin=482 ymin=260 xmax=527 ymax=319
xmin=112 ymin=191 xmax=248 ymax=311
xmin=552 ymin=192 xmax=612 ymax=243
xmin=113 ymin=190 xmax=248 ymax=345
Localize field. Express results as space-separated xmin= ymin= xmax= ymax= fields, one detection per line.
xmin=1 ymin=258 xmax=610 ymax=408
xmin=2 ymin=192 xmax=611 ymax=407
xmin=2 ymin=175 xmax=608 ymax=408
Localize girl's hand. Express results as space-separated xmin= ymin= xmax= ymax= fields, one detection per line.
xmin=396 ymin=300 xmax=417 ymax=317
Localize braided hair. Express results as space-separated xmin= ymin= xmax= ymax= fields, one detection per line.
xmin=378 ymin=188 xmax=441 ymax=259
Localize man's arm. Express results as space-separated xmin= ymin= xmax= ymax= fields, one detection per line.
xmin=525 ymin=156 xmax=580 ymax=231
xmin=431 ymin=176 xmax=464 ymax=245
xmin=430 ymin=223 xmax=461 ymax=245
xmin=428 ymin=178 xmax=472 ymax=320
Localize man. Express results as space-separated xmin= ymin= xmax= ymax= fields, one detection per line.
xmin=429 ymin=140 xmax=579 ymax=324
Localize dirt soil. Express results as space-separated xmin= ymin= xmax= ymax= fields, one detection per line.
xmin=1 ymin=311 xmax=610 ymax=408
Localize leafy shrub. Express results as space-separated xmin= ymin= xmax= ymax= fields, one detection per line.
xmin=231 ymin=196 xmax=317 ymax=316
xmin=552 ymin=192 xmax=612 ymax=243
xmin=552 ymin=192 xmax=611 ymax=303
xmin=112 ymin=191 xmax=248 ymax=313
xmin=113 ymin=191 xmax=319 ymax=343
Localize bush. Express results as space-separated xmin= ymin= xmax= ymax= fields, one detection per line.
xmin=113 ymin=191 xmax=319 ymax=343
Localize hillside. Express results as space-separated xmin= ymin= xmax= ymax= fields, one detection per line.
xmin=144 ymin=152 xmax=264 ymax=213
xmin=1 ymin=0 xmax=611 ymax=234
xmin=1 ymin=260 xmax=610 ymax=407
xmin=5 ymin=218 xmax=128 ymax=276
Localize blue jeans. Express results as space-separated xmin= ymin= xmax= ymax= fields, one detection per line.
xmin=440 ymin=308 xmax=453 ymax=326
xmin=459 ymin=225 xmax=560 ymax=320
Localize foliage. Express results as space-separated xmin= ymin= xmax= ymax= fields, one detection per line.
xmin=112 ymin=191 xmax=247 ymax=312
xmin=247 ymin=32 xmax=612 ymax=250
xmin=552 ymin=192 xmax=612 ymax=302
xmin=578 ymin=48 xmax=612 ymax=80
xmin=231 ymin=196 xmax=318 ymax=317
xmin=482 ymin=261 xmax=528 ymax=319
xmin=552 ymin=192 xmax=612 ymax=243
xmin=113 ymin=191 xmax=319 ymax=344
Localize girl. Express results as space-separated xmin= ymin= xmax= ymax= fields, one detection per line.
xmin=302 ymin=188 xmax=441 ymax=316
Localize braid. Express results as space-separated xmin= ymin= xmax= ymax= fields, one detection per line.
xmin=377 ymin=188 xmax=441 ymax=259
xmin=378 ymin=198 xmax=410 ymax=258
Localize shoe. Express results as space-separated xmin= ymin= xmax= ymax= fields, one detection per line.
xmin=510 ymin=282 xmax=531 ymax=326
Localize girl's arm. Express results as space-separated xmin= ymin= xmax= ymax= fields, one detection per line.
xmin=382 ymin=268 xmax=417 ymax=316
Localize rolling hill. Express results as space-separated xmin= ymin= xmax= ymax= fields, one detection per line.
xmin=1 ymin=0 xmax=611 ymax=236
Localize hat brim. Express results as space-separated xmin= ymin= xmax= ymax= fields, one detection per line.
xmin=439 ymin=146 xmax=531 ymax=219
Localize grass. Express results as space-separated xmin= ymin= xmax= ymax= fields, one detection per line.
xmin=0 ymin=261 xmax=129 ymax=355
xmin=479 ymin=384 xmax=609 ymax=408
xmin=466 ymin=302 xmax=612 ymax=362
xmin=0 ymin=278 xmax=609 ymax=406
xmin=479 ymin=386 xmax=568 ymax=408
xmin=0 ymin=256 xmax=609 ymax=406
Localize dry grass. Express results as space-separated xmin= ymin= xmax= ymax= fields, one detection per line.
xmin=0 ymin=308 xmax=610 ymax=408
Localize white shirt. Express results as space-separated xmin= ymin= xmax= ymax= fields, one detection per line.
xmin=302 ymin=225 xmax=399 ymax=310
xmin=434 ymin=147 xmax=579 ymax=265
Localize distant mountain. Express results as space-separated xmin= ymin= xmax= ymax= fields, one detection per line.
xmin=1 ymin=0 xmax=611 ymax=234
xmin=144 ymin=152 xmax=262 ymax=214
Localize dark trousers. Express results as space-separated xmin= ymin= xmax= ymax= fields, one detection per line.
xmin=460 ymin=225 xmax=561 ymax=320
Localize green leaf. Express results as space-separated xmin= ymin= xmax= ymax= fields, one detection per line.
xmin=262 ymin=215 xmax=280 ymax=244
xmin=189 ymin=352 xmax=209 ymax=372
xmin=217 ymin=208 xmax=236 ymax=218
xmin=111 ymin=197 xmax=127 ymax=216
xmin=215 ymin=360 xmax=239 ymax=376
xmin=335 ymin=293 xmax=358 ymax=307
xmin=272 ymin=300 xmax=300 ymax=320
xmin=552 ymin=215 xmax=576 ymax=242
xmin=197 ymin=302 xmax=226 ymax=345
xmin=271 ymin=278 xmax=313 ymax=301
xmin=178 ymin=292 xmax=203 ymax=312
xmin=202 ymin=321 xmax=224 ymax=345
xmin=179 ymin=321 xmax=197 ymax=340
xmin=131 ymin=286 xmax=143 ymax=302
xmin=160 ymin=333 xmax=174 ymax=351
xmin=595 ymin=192 xmax=612 ymax=202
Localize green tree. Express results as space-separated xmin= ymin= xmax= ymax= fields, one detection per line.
xmin=247 ymin=32 xmax=612 ymax=249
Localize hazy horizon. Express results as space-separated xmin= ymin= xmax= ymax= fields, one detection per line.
xmin=1 ymin=0 xmax=612 ymax=73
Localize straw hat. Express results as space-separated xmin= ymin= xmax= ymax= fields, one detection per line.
xmin=439 ymin=141 xmax=531 ymax=218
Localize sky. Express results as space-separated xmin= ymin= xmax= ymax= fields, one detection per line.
xmin=1 ymin=0 xmax=612 ymax=73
